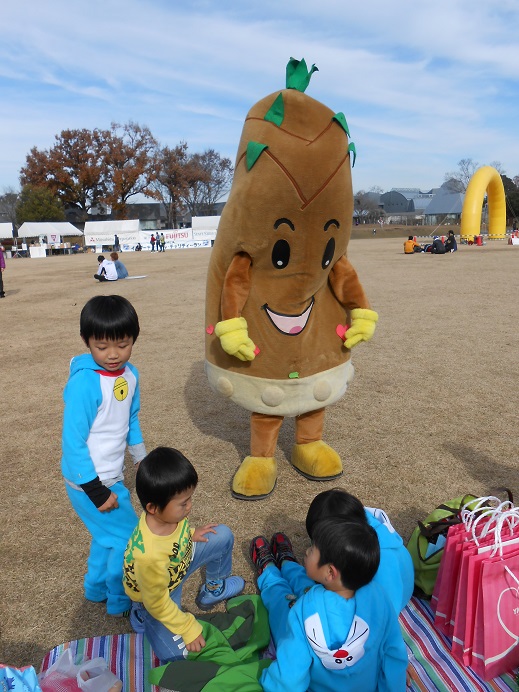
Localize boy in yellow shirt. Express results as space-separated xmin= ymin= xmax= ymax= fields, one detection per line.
xmin=123 ymin=447 xmax=244 ymax=661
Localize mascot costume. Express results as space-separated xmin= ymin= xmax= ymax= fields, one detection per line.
xmin=205 ymin=58 xmax=378 ymax=500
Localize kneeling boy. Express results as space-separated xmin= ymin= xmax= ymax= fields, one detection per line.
xmin=250 ymin=518 xmax=408 ymax=691
xmin=123 ymin=447 xmax=244 ymax=662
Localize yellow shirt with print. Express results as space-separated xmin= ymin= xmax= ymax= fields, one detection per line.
xmin=123 ymin=512 xmax=202 ymax=645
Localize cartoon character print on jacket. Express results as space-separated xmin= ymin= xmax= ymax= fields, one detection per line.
xmin=304 ymin=612 xmax=369 ymax=670
xmin=122 ymin=521 xmax=193 ymax=594
xmin=167 ymin=522 xmax=193 ymax=591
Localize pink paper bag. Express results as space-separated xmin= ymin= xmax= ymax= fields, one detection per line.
xmin=471 ymin=551 xmax=519 ymax=680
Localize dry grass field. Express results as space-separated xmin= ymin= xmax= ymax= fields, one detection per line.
xmin=1 ymin=237 xmax=518 ymax=671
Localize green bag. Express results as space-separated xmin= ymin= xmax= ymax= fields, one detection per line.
xmin=407 ymin=494 xmax=479 ymax=597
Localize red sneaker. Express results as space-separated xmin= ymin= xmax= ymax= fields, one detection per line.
xmin=271 ymin=532 xmax=298 ymax=567
xmin=250 ymin=535 xmax=276 ymax=575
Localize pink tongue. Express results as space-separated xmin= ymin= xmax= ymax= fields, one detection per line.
xmin=290 ymin=326 xmax=302 ymax=334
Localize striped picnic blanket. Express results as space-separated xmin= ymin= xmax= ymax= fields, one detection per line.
xmin=40 ymin=598 xmax=519 ymax=692
xmin=40 ymin=634 xmax=160 ymax=692
xmin=401 ymin=597 xmax=518 ymax=691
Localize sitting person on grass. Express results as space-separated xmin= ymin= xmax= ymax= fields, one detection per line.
xmin=431 ymin=236 xmax=446 ymax=254
xmin=250 ymin=519 xmax=407 ymax=691
xmin=94 ymin=255 xmax=118 ymax=281
xmin=444 ymin=230 xmax=458 ymax=252
xmin=404 ymin=236 xmax=422 ymax=254
xmin=123 ymin=447 xmax=245 ymax=662
xmin=110 ymin=252 xmax=129 ymax=279
xmin=306 ymin=489 xmax=414 ymax=614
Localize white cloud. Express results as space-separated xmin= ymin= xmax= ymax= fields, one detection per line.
xmin=0 ymin=0 xmax=518 ymax=191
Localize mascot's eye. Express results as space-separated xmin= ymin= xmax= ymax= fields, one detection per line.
xmin=272 ymin=239 xmax=290 ymax=269
xmin=322 ymin=237 xmax=335 ymax=269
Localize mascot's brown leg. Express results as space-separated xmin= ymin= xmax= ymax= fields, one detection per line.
xmin=291 ymin=408 xmax=342 ymax=480
xmin=231 ymin=412 xmax=283 ymax=500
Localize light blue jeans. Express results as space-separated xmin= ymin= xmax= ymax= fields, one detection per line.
xmin=65 ymin=481 xmax=138 ymax=615
xmin=139 ymin=523 xmax=234 ymax=662
xmin=258 ymin=561 xmax=314 ymax=646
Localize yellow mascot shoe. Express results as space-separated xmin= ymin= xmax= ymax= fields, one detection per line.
xmin=232 ymin=456 xmax=277 ymax=500
xmin=291 ymin=441 xmax=342 ymax=481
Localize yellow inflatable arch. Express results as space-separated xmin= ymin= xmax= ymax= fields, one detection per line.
xmin=461 ymin=165 xmax=507 ymax=241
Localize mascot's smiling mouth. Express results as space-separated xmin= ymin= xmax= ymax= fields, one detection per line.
xmin=262 ymin=298 xmax=314 ymax=335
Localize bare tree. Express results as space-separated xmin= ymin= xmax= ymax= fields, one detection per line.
xmin=354 ymin=190 xmax=383 ymax=224
xmin=152 ymin=143 xmax=190 ymax=228
xmin=0 ymin=188 xmax=20 ymax=228
xmin=181 ymin=149 xmax=233 ymax=216
xmin=489 ymin=161 xmax=506 ymax=175
xmin=444 ymin=158 xmax=480 ymax=192
xmin=100 ymin=122 xmax=159 ymax=219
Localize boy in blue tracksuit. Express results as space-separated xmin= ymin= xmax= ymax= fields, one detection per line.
xmin=61 ymin=295 xmax=147 ymax=617
xmin=250 ymin=519 xmax=408 ymax=691
xmin=306 ymin=489 xmax=414 ymax=613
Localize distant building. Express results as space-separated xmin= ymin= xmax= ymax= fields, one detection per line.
xmin=423 ymin=183 xmax=464 ymax=225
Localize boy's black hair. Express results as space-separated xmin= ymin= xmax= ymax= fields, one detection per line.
xmin=312 ymin=517 xmax=380 ymax=591
xmin=306 ymin=488 xmax=367 ymax=538
xmin=136 ymin=447 xmax=198 ymax=511
xmin=80 ymin=295 xmax=140 ymax=344
xmin=408 ymin=235 xmax=413 ymax=240
xmin=98 ymin=255 xmax=105 ymax=262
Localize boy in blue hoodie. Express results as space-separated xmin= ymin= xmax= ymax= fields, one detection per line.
xmin=305 ymin=489 xmax=414 ymax=613
xmin=61 ymin=295 xmax=146 ymax=617
xmin=250 ymin=518 xmax=408 ymax=691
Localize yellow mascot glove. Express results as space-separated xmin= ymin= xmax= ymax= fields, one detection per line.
xmin=215 ymin=317 xmax=257 ymax=361
xmin=344 ymin=308 xmax=379 ymax=349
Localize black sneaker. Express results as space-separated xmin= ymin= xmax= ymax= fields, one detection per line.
xmin=250 ymin=535 xmax=276 ymax=576
xmin=271 ymin=532 xmax=298 ymax=567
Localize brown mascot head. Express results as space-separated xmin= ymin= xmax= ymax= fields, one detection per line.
xmin=206 ymin=58 xmax=359 ymax=384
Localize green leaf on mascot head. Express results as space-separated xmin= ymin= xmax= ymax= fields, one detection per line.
xmin=246 ymin=142 xmax=269 ymax=171
xmin=286 ymin=57 xmax=318 ymax=92
xmin=348 ymin=142 xmax=357 ymax=168
xmin=332 ymin=112 xmax=350 ymax=137
xmin=264 ymin=93 xmax=285 ymax=126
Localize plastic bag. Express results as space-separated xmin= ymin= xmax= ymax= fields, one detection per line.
xmin=38 ymin=649 xmax=122 ymax=692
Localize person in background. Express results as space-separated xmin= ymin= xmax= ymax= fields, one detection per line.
xmin=431 ymin=236 xmax=446 ymax=254
xmin=150 ymin=234 xmax=156 ymax=252
xmin=110 ymin=252 xmax=129 ymax=279
xmin=114 ymin=234 xmax=120 ymax=252
xmin=94 ymin=255 xmax=118 ymax=281
xmin=404 ymin=236 xmax=422 ymax=254
xmin=444 ymin=230 xmax=458 ymax=253
xmin=135 ymin=243 xmax=142 ymax=252
xmin=0 ymin=244 xmax=6 ymax=297
xmin=159 ymin=233 xmax=166 ymax=252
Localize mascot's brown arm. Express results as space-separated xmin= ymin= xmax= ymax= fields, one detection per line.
xmin=221 ymin=252 xmax=252 ymax=320
xmin=328 ymin=255 xmax=370 ymax=311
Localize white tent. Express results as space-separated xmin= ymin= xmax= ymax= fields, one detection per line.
xmin=191 ymin=215 xmax=219 ymax=241
xmin=17 ymin=222 xmax=82 ymax=238
xmin=0 ymin=222 xmax=13 ymax=239
xmin=83 ymin=220 xmax=139 ymax=247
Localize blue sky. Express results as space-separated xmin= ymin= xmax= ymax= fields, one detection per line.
xmin=1 ymin=0 xmax=519 ymax=197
